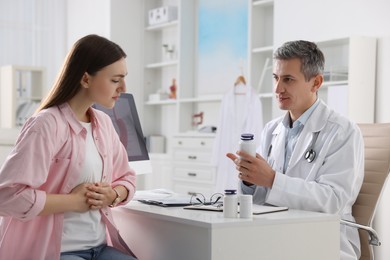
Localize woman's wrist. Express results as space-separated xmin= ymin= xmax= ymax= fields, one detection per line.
xmin=109 ymin=185 xmax=128 ymax=207
xmin=109 ymin=187 xmax=121 ymax=207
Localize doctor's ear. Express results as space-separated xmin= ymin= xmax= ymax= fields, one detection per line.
xmin=311 ymin=74 xmax=323 ymax=92
xmin=80 ymin=72 xmax=91 ymax=89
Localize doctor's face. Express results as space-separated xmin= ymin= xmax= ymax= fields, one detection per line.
xmin=273 ymin=58 xmax=322 ymax=121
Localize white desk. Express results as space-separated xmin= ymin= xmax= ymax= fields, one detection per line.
xmin=112 ymin=201 xmax=340 ymax=260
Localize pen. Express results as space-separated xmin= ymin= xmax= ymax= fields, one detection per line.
xmin=267 ymin=144 xmax=273 ymax=157
xmin=139 ymin=200 xmax=167 ymax=207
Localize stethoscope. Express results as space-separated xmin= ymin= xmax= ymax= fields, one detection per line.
xmin=304 ymin=131 xmax=320 ymax=163
xmin=267 ymin=131 xmax=320 ymax=164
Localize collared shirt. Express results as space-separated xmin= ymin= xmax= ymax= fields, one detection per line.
xmin=282 ymin=98 xmax=320 ymax=173
xmin=0 ymin=103 xmax=136 ymax=260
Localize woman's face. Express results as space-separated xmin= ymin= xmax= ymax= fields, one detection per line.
xmin=86 ymin=58 xmax=128 ymax=108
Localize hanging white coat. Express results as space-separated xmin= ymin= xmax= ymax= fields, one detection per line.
xmin=212 ymin=84 xmax=263 ymax=193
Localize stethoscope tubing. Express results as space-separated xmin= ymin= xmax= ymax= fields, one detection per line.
xmin=267 ymin=131 xmax=320 ymax=164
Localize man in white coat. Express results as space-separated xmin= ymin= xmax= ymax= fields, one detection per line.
xmin=227 ymin=40 xmax=364 ymax=260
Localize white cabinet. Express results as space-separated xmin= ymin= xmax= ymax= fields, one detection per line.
xmin=171 ymin=135 xmax=216 ymax=197
xmin=316 ymin=36 xmax=377 ymax=123
xmin=141 ymin=0 xmax=197 ymax=148
xmin=0 ymin=128 xmax=19 ymax=167
xmin=143 ymin=153 xmax=173 ymax=190
xmin=0 ymin=65 xmax=46 ymax=128
xmin=248 ymin=0 xmax=275 ymax=124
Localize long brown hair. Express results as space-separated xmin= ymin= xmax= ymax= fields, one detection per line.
xmin=36 ymin=34 xmax=127 ymax=112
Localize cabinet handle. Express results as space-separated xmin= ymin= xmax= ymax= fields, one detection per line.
xmin=200 ymin=141 xmax=205 ymax=145
xmin=188 ymin=172 xmax=197 ymax=177
xmin=188 ymin=155 xmax=197 ymax=160
xmin=178 ymin=141 xmax=182 ymax=145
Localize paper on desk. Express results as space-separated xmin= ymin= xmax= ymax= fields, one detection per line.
xmin=252 ymin=205 xmax=288 ymax=215
xmin=133 ymin=189 xmax=177 ymax=200
xmin=134 ymin=189 xmax=193 ymax=207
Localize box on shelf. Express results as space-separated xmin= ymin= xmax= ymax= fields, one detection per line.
xmin=148 ymin=6 xmax=178 ymax=26
xmin=148 ymin=93 xmax=169 ymax=102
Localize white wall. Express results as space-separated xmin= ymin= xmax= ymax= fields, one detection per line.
xmin=0 ymin=0 xmax=67 ymax=93
xmin=66 ymin=0 xmax=144 ymax=119
xmin=66 ymin=0 xmax=110 ymax=48
xmin=274 ymin=0 xmax=390 ymax=258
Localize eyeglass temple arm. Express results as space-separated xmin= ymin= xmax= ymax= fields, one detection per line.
xmin=340 ymin=219 xmax=381 ymax=246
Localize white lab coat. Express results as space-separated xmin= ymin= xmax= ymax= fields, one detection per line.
xmin=242 ymin=100 xmax=364 ymax=260
xmin=213 ymin=84 xmax=263 ymax=193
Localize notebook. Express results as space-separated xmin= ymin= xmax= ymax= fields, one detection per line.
xmin=184 ymin=204 xmax=288 ymax=214
xmin=138 ymin=197 xmax=192 ymax=207
xmin=135 ymin=189 xmax=193 ymax=207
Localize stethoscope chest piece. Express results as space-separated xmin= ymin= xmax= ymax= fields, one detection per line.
xmin=304 ymin=149 xmax=316 ymax=163
xmin=304 ymin=131 xmax=320 ymax=163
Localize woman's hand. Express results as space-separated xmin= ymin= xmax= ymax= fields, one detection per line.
xmin=226 ymin=150 xmax=275 ymax=188
xmin=69 ymin=183 xmax=95 ymax=212
xmin=85 ymin=182 xmax=116 ymax=209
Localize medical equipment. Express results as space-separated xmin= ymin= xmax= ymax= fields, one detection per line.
xmin=304 ymin=132 xmax=320 ymax=163
xmin=267 ymin=131 xmax=321 ymax=164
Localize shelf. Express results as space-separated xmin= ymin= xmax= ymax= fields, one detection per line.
xmin=252 ymin=45 xmax=274 ymax=53
xmin=253 ymin=0 xmax=274 ymax=7
xmin=322 ymin=80 xmax=349 ymax=87
xmin=316 ymin=37 xmax=349 ymax=48
xmin=145 ymin=20 xmax=179 ymax=31
xmin=145 ymin=60 xmax=178 ymax=69
xmin=259 ymin=92 xmax=274 ymax=98
xmin=145 ymin=99 xmax=177 ymax=105
xmin=0 ymin=65 xmax=46 ymax=128
xmin=18 ymin=96 xmax=43 ymax=101
xmin=179 ymin=95 xmax=223 ymax=103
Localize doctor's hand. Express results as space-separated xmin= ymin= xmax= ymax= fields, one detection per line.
xmin=226 ymin=150 xmax=275 ymax=188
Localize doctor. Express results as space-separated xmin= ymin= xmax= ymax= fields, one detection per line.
xmin=227 ymin=40 xmax=364 ymax=260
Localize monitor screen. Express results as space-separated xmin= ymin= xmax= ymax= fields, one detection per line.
xmin=93 ymin=93 xmax=152 ymax=175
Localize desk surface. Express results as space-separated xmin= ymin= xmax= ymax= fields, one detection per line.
xmin=113 ymin=201 xmax=340 ymax=260
xmin=117 ymin=201 xmax=339 ymax=228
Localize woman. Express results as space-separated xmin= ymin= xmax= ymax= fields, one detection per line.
xmin=0 ymin=34 xmax=137 ymax=260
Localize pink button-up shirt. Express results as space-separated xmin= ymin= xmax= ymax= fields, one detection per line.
xmin=0 ymin=103 xmax=136 ymax=260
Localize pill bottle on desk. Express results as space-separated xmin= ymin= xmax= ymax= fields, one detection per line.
xmin=223 ymin=189 xmax=238 ymax=218
xmin=239 ymin=194 xmax=253 ymax=219
xmin=239 ymin=133 xmax=256 ymax=157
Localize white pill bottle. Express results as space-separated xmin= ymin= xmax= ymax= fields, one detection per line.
xmin=239 ymin=133 xmax=256 ymax=157
xmin=223 ymin=189 xmax=238 ymax=218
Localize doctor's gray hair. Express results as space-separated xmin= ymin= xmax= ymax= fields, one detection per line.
xmin=273 ymin=40 xmax=325 ymax=82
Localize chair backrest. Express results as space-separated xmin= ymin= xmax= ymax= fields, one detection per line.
xmin=354 ymin=123 xmax=390 ymax=260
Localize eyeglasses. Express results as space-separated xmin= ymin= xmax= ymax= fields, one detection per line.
xmin=190 ymin=193 xmax=223 ymax=207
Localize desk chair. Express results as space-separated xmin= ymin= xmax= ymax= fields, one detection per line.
xmin=340 ymin=123 xmax=390 ymax=260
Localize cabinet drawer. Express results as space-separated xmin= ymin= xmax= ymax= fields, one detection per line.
xmin=173 ymin=182 xmax=215 ymax=197
xmin=172 ymin=137 xmax=214 ymax=149
xmin=173 ymin=166 xmax=216 ymax=183
xmin=173 ymin=150 xmax=212 ymax=163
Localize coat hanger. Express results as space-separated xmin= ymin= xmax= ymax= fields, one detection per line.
xmin=234 ymin=75 xmax=246 ymax=95
xmin=234 ymin=60 xmax=247 ymax=95
xmin=234 ymin=75 xmax=246 ymax=86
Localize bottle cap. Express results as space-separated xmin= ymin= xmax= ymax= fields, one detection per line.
xmin=224 ymin=189 xmax=237 ymax=195
xmin=241 ymin=133 xmax=254 ymax=140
